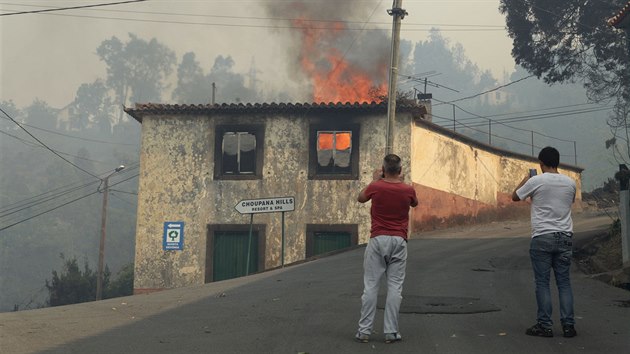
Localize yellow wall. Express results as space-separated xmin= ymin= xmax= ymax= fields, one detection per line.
xmin=409 ymin=120 xmax=582 ymax=230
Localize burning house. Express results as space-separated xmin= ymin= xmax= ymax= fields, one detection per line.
xmin=123 ymin=1 xmax=582 ymax=293
xmin=125 ymin=100 xmax=582 ymax=293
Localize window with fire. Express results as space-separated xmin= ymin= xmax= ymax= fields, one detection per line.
xmin=215 ymin=125 xmax=263 ymax=179
xmin=309 ymin=124 xmax=359 ymax=179
xmin=316 ymin=131 xmax=352 ymax=174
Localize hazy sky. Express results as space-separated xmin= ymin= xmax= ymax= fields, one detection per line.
xmin=1 ymin=0 xmax=515 ymax=108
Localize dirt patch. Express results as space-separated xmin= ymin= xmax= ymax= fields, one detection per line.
xmin=574 ymin=219 xmax=630 ymax=291
xmin=582 ymin=178 xmax=619 ymax=209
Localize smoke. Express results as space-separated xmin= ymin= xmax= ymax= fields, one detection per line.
xmin=263 ymin=0 xmax=390 ymax=102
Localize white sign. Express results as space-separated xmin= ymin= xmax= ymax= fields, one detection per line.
xmin=235 ymin=196 xmax=295 ymax=214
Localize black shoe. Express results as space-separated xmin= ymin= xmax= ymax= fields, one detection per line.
xmin=525 ymin=323 xmax=553 ymax=337
xmin=562 ymin=325 xmax=577 ymax=338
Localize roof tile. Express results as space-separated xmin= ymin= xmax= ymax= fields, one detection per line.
xmin=608 ymin=1 xmax=630 ymax=27
xmin=124 ymin=101 xmax=427 ymax=122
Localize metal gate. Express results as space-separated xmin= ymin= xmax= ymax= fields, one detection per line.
xmin=313 ymin=231 xmax=351 ymax=256
xmin=213 ymin=231 xmax=258 ymax=281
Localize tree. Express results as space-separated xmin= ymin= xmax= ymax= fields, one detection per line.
xmin=96 ymin=34 xmax=176 ymax=123
xmin=71 ymin=80 xmax=113 ymax=133
xmin=24 ymin=99 xmax=57 ymax=130
xmin=44 ymin=256 xmax=132 ymax=307
xmin=411 ymin=29 xmax=497 ymax=101
xmin=172 ymin=53 xmax=258 ymax=104
xmin=499 ymin=0 xmax=630 ymax=160
xmin=0 ymin=100 xmax=21 ymax=130
xmin=106 ymin=263 xmax=134 ymax=298
xmin=172 ymin=52 xmax=212 ymax=103
xmin=45 ymin=254 xmax=109 ymax=307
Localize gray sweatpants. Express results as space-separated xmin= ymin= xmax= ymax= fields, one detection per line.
xmin=357 ymin=235 xmax=407 ymax=335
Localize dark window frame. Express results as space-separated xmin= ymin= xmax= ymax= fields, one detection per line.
xmin=214 ymin=124 xmax=264 ymax=180
xmin=305 ymin=224 xmax=359 ymax=258
xmin=205 ymin=224 xmax=266 ymax=283
xmin=308 ymin=123 xmax=360 ymax=180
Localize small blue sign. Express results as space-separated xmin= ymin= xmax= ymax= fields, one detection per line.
xmin=163 ymin=221 xmax=184 ymax=251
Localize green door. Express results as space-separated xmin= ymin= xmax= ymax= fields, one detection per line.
xmin=213 ymin=231 xmax=258 ymax=281
xmin=313 ymin=231 xmax=351 ymax=256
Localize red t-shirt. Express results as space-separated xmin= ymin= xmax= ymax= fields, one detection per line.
xmin=364 ymin=180 xmax=418 ymax=239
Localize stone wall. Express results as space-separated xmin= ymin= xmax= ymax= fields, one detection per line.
xmin=132 ymin=109 xmax=415 ymax=291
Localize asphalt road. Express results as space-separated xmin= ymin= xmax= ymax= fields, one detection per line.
xmin=1 ymin=213 xmax=629 ymax=354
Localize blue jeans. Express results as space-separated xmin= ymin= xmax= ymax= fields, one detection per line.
xmin=529 ymin=232 xmax=575 ymax=328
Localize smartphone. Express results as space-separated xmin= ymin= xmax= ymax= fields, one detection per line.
xmin=529 ymin=168 xmax=537 ymax=177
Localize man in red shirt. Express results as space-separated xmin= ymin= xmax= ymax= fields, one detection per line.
xmin=355 ymin=154 xmax=418 ymax=344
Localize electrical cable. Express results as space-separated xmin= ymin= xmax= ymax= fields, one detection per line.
xmin=0 ymin=106 xmax=101 ymax=179
xmin=433 ymin=75 xmax=536 ymax=106
xmin=0 ymin=173 xmax=139 ymax=232
xmin=0 ymin=0 xmax=146 ymax=16
xmin=0 ymin=116 xmax=138 ymax=146
xmin=0 ymin=8 xmax=513 ymax=32
xmin=0 ymin=163 xmax=139 ymax=215
xmin=0 ymin=2 xmax=515 ymax=32
xmin=0 ymin=129 xmax=109 ymax=163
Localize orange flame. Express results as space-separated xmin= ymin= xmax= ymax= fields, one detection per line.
xmin=292 ymin=18 xmax=387 ymax=103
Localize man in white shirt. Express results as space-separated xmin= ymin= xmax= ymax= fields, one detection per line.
xmin=512 ymin=146 xmax=577 ymax=338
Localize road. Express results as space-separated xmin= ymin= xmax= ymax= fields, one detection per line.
xmin=1 ymin=212 xmax=628 ymax=353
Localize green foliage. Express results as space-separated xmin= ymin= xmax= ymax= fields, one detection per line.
xmin=172 ymin=53 xmax=258 ymax=104
xmin=0 ymin=100 xmax=20 ymax=130
xmin=499 ymin=0 xmax=629 ymax=160
xmin=499 ymin=0 xmax=628 ymax=88
xmin=106 ymin=263 xmax=134 ymax=298
xmin=96 ymin=33 xmax=176 ymax=122
xmin=45 ymin=254 xmax=107 ymax=306
xmin=72 ymin=80 xmax=112 ymax=133
xmin=25 ymin=99 xmax=57 ymax=130
xmin=44 ymin=255 xmax=134 ymax=307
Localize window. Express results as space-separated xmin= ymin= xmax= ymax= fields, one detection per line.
xmin=306 ymin=224 xmax=358 ymax=258
xmin=309 ymin=124 xmax=359 ymax=179
xmin=214 ymin=125 xmax=264 ymax=180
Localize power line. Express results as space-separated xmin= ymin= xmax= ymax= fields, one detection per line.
xmin=0 ymin=7 xmax=511 ymax=32
xmin=0 ymin=173 xmax=139 ymax=232
xmin=431 ymin=111 xmax=536 ymax=149
xmin=433 ymin=75 xmax=536 ymax=106
xmin=0 ymin=164 xmax=139 ymax=217
xmin=0 ymin=0 xmax=146 ymax=16
xmin=445 ymin=106 xmax=612 ymax=128
xmin=0 ymin=2 xmax=509 ymax=29
xmin=0 ymin=180 xmax=100 ymax=219
xmin=0 ymin=116 xmax=138 ymax=146
xmin=0 ymin=106 xmax=101 ymax=179
xmin=453 ymin=104 xmax=580 ymax=143
xmin=0 ymin=129 xmax=109 ymax=163
xmin=459 ymin=102 xmax=610 ymax=121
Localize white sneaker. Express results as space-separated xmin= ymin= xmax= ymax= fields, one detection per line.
xmin=384 ymin=332 xmax=402 ymax=343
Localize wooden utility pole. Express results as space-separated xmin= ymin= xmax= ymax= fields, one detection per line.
xmin=385 ymin=0 xmax=407 ymax=154
xmin=96 ymin=165 xmax=125 ymax=300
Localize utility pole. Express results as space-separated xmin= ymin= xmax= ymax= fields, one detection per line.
xmin=96 ymin=165 xmax=125 ymax=301
xmin=211 ymin=82 xmax=216 ymax=105
xmin=385 ymin=0 xmax=407 ymax=154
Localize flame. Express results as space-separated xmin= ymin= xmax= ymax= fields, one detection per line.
xmin=292 ymin=18 xmax=387 ymax=103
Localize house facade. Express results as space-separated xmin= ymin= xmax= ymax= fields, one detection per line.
xmin=125 ymin=102 xmax=582 ymax=294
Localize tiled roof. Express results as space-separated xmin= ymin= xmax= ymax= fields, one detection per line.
xmin=124 ymin=101 xmax=428 ymax=123
xmin=608 ymin=1 xmax=630 ymax=28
